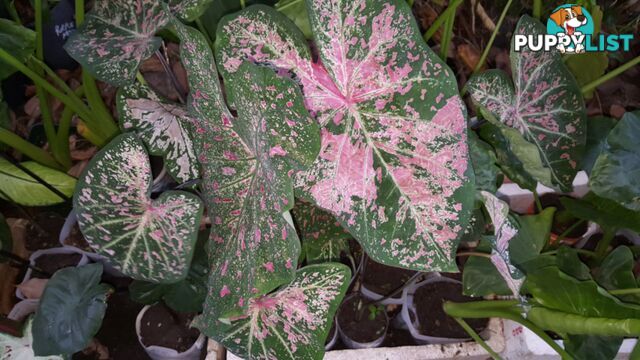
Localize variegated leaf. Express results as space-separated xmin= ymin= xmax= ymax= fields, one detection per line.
xmin=479 ymin=191 xmax=523 ymax=298
xmin=169 ymin=0 xmax=215 ymax=21
xmin=74 ymin=133 xmax=204 ymax=283
xmin=173 ymin=21 xmax=320 ymax=318
xmin=291 ymin=199 xmax=350 ymax=263
xmin=216 ymin=1 xmax=474 ymax=272
xmin=64 ymin=0 xmax=170 ymax=86
xmin=118 ymin=83 xmax=200 ymax=183
xmin=0 ymin=317 xmax=64 ymax=360
xmin=196 ymin=263 xmax=350 ymax=360
xmin=467 ymin=15 xmax=586 ymax=191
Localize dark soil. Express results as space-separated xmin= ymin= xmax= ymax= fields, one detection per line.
xmin=140 ymin=303 xmax=201 ymax=354
xmin=62 ymin=223 xmax=93 ymax=252
xmin=581 ymin=233 xmax=633 ymax=252
xmin=413 ymin=281 xmax=487 ymax=339
xmin=32 ymin=253 xmax=82 ymax=279
xmin=25 ymin=212 xmax=65 ymax=251
xmin=538 ymin=194 xmax=588 ymax=238
xmin=73 ymin=291 xmax=150 ymax=360
xmin=337 ymin=294 xmax=388 ymax=344
xmin=362 ymin=258 xmax=416 ymax=299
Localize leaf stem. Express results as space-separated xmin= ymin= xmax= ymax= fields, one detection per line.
xmin=533 ymin=0 xmax=542 ymax=19
xmin=457 ymin=251 xmax=492 ymax=259
xmin=0 ymin=128 xmax=63 ymax=170
xmin=554 ymin=219 xmax=586 ymax=243
xmin=423 ymin=0 xmax=463 ymax=42
xmin=473 ymin=0 xmax=513 ymax=74
xmin=439 ymin=9 xmax=456 ymax=59
xmin=609 ymin=288 xmax=640 ymax=295
xmin=533 ymin=191 xmax=543 ymax=213
xmin=240 ymin=0 xmax=246 ymax=9
xmin=581 ymin=55 xmax=640 ymax=95
xmin=453 ymin=317 xmax=503 ymax=360
xmin=595 ymin=229 xmax=615 ymax=261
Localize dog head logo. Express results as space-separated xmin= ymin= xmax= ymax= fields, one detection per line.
xmin=547 ymin=4 xmax=593 ymax=53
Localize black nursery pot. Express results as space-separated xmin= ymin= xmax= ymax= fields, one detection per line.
xmin=325 ymin=321 xmax=339 ymax=351
xmin=361 ymin=258 xmax=416 ymax=305
xmin=336 ymin=293 xmax=389 ymax=349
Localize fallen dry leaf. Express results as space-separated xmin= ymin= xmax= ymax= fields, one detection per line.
xmin=457 ymin=44 xmax=482 ymax=72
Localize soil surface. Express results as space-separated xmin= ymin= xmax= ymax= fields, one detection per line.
xmin=539 ymin=194 xmax=588 ymax=238
xmin=62 ymin=223 xmax=93 ymax=252
xmin=32 ymin=253 xmax=82 ymax=279
xmin=337 ymin=294 xmax=388 ymax=344
xmin=413 ymin=281 xmax=487 ymax=339
xmin=362 ymin=259 xmax=416 ymax=299
xmin=25 ymin=212 xmax=65 ymax=251
xmin=140 ymin=303 xmax=201 ymax=354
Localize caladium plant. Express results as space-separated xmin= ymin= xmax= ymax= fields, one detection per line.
xmin=216 ymin=0 xmax=474 ymax=272
xmin=467 ymin=15 xmax=586 ymax=192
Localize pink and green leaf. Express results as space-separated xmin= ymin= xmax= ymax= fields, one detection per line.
xmin=174 ymin=21 xmax=320 ymax=319
xmin=196 ymin=263 xmax=350 ymax=360
xmin=168 ymin=0 xmax=214 ymax=21
xmin=74 ymin=133 xmax=204 ymax=283
xmin=467 ymin=15 xmax=586 ymax=191
xmin=216 ymin=1 xmax=474 ymax=272
xmin=117 ymin=83 xmax=200 ymax=183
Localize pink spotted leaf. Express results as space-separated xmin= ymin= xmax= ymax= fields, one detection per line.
xmin=467 ymin=15 xmax=586 ymax=192
xmin=216 ymin=1 xmax=474 ymax=272
xmin=173 ymin=21 xmax=320 ymax=319
xmin=117 ymin=83 xmax=200 ymax=183
xmin=195 ymin=263 xmax=350 ymax=360
xmin=74 ymin=133 xmax=204 ymax=283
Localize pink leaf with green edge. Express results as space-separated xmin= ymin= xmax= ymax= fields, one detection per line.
xmin=64 ymin=0 xmax=170 ymax=86
xmin=117 ymin=83 xmax=200 ymax=183
xmin=195 ymin=263 xmax=350 ymax=360
xmin=479 ymin=191 xmax=524 ymax=298
xmin=291 ymin=199 xmax=351 ymax=263
xmin=74 ymin=133 xmax=204 ymax=283
xmin=173 ymin=21 xmax=320 ymax=319
xmin=467 ymin=15 xmax=586 ymax=192
xmin=216 ymin=1 xmax=474 ymax=273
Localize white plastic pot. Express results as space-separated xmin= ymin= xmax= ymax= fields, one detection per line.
xmin=336 ymin=294 xmax=389 ymax=349
xmin=16 ymin=246 xmax=89 ymax=300
xmin=325 ymin=322 xmax=339 ymax=351
xmin=360 ymin=284 xmax=404 ymax=305
xmin=400 ymin=274 xmax=471 ymax=345
xmin=135 ymin=305 xmax=206 ymax=360
xmin=8 ymin=299 xmax=39 ymax=321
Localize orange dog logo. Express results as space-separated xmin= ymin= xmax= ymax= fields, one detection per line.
xmin=549 ymin=5 xmax=588 ymax=53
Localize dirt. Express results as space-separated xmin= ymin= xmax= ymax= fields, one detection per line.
xmin=25 ymin=212 xmax=66 ymax=251
xmin=539 ymin=194 xmax=588 ymax=238
xmin=62 ymin=223 xmax=93 ymax=252
xmin=413 ymin=281 xmax=487 ymax=339
xmin=140 ymin=303 xmax=201 ymax=354
xmin=337 ymin=294 xmax=388 ymax=344
xmin=362 ymin=258 xmax=416 ymax=299
xmin=32 ymin=253 xmax=82 ymax=279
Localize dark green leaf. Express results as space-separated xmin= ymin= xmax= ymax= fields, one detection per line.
xmin=0 ymin=158 xmax=76 ymax=206
xmin=565 ymin=335 xmax=622 ymax=360
xmin=582 ymin=116 xmax=617 ymax=174
xmin=590 ymin=112 xmax=640 ymax=211
xmin=509 ymin=207 xmax=555 ymax=265
xmin=561 ymin=192 xmax=640 ymax=232
xmin=469 ymin=131 xmax=501 ymax=192
xmin=32 ymin=264 xmax=111 ymax=356
xmin=595 ymin=246 xmax=640 ymax=304
xmin=556 ymin=246 xmax=591 ymax=281
xmin=566 ymin=52 xmax=608 ymax=100
xmin=0 ymin=18 xmax=35 ymax=80
xmin=275 ymin=0 xmax=312 ymax=38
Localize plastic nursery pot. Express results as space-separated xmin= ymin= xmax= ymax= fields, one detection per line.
xmin=7 ymin=299 xmax=39 ymax=321
xmin=15 ymin=246 xmax=89 ymax=300
xmin=325 ymin=321 xmax=339 ymax=351
xmin=136 ymin=303 xmax=206 ymax=360
xmin=361 ymin=258 xmax=416 ymax=305
xmin=400 ymin=274 xmax=487 ymax=345
xmin=336 ymin=293 xmax=389 ymax=349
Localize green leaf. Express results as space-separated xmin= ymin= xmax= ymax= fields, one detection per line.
xmin=117 ymin=82 xmax=200 ymax=183
xmin=509 ymin=207 xmax=554 ymax=265
xmin=467 ymin=15 xmax=586 ymax=191
xmin=275 ymin=0 xmax=312 ymax=38
xmin=32 ymin=264 xmax=111 ymax=356
xmin=64 ymin=0 xmax=170 ymax=86
xmin=216 ymin=1 xmax=475 ymax=272
xmin=560 ymin=192 xmax=640 ymax=233
xmin=168 ymin=0 xmax=215 ymax=21
xmin=0 ymin=213 xmax=12 ymax=262
xmin=200 ymin=0 xmax=276 ymax=41
xmin=0 ymin=18 xmax=35 ymax=80
xmin=566 ymin=52 xmax=608 ymax=100
xmin=582 ymin=116 xmax=617 ymax=174
xmin=556 ymin=246 xmax=591 ymax=281
xmin=565 ymin=335 xmax=622 ymax=360
xmin=196 ymin=263 xmax=350 ymax=360
xmin=0 ymin=317 xmax=65 ymax=359
xmin=595 ymin=246 xmax=640 ymax=304
xmin=74 ymin=133 xmax=204 ymax=283
xmin=291 ymin=199 xmax=350 ymax=264
xmin=468 ymin=131 xmax=501 ymax=192
xmin=590 ymin=112 xmax=640 ymax=211
xmin=0 ymin=159 xmax=76 ymax=206
xmin=174 ymin=21 xmax=319 ymax=318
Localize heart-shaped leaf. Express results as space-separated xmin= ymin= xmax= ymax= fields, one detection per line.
xmin=291 ymin=199 xmax=350 ymax=264
xmin=173 ymin=21 xmax=319 ymax=318
xmin=216 ymin=1 xmax=474 ymax=272
xmin=590 ymin=112 xmax=640 ymax=211
xmin=0 ymin=317 xmax=64 ymax=360
xmin=118 ymin=83 xmax=200 ymax=183
xmin=32 ymin=264 xmax=111 ymax=356
xmin=595 ymin=246 xmax=640 ymax=304
xmin=74 ymin=133 xmax=204 ymax=283
xmin=196 ymin=263 xmax=350 ymax=360
xmin=169 ymin=0 xmax=215 ymax=21
xmin=64 ymin=0 xmax=170 ymax=86
xmin=467 ymin=15 xmax=586 ymax=191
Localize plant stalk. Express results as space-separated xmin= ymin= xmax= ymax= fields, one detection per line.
xmin=533 ymin=0 xmax=542 ymax=19
xmin=457 ymin=251 xmax=492 ymax=259
xmin=0 ymin=128 xmax=63 ymax=170
xmin=581 ymin=55 xmax=640 ymax=94
xmin=453 ymin=317 xmax=503 ymax=360
xmin=594 ymin=229 xmax=615 ymax=260
xmin=609 ymin=288 xmax=640 ymax=295
xmin=423 ymin=0 xmax=463 ymax=42
xmin=473 ymin=0 xmax=513 ymax=74
xmin=554 ymin=219 xmax=586 ymax=243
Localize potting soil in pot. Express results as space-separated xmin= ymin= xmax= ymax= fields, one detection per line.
xmin=32 ymin=253 xmax=82 ymax=279
xmin=413 ymin=282 xmax=487 ymax=338
xmin=338 ymin=294 xmax=387 ymax=343
xmin=140 ymin=303 xmax=201 ymax=354
xmin=362 ymin=259 xmax=416 ymax=299
xmin=25 ymin=212 xmax=66 ymax=250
